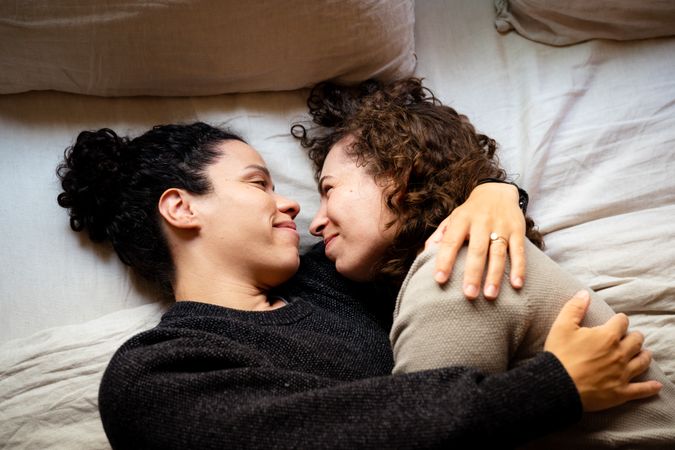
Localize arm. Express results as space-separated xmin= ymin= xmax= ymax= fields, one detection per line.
xmin=99 ymin=330 xmax=581 ymax=450
xmin=392 ymin=242 xmax=660 ymax=412
xmin=428 ymin=182 xmax=526 ymax=299
xmin=392 ymin=241 xmax=583 ymax=374
xmin=391 ymin=244 xmax=526 ymax=375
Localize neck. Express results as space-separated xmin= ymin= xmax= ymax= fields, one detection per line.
xmin=173 ymin=263 xmax=285 ymax=312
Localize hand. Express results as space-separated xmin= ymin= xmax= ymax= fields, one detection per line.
xmin=426 ymin=182 xmax=526 ymax=300
xmin=544 ymin=290 xmax=662 ymax=412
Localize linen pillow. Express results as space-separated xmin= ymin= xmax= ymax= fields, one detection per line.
xmin=494 ymin=0 xmax=675 ymax=46
xmin=0 ymin=0 xmax=415 ymax=96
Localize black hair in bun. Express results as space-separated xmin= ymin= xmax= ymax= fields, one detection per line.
xmin=57 ymin=128 xmax=133 ymax=242
xmin=57 ymin=122 xmax=244 ymax=294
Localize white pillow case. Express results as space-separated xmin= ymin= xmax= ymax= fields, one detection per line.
xmin=0 ymin=0 xmax=415 ymax=96
xmin=495 ymin=0 xmax=675 ymax=46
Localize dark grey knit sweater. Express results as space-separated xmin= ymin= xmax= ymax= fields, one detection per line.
xmin=98 ymin=245 xmax=582 ymax=449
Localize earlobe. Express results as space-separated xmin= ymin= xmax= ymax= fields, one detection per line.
xmin=158 ymin=188 xmax=200 ymax=230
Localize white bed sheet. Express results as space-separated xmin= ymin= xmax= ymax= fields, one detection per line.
xmin=1 ymin=0 xmax=675 ymax=448
xmin=0 ymin=303 xmax=164 ymax=449
xmin=415 ymin=0 xmax=675 ymax=379
xmin=0 ymin=90 xmax=320 ymax=342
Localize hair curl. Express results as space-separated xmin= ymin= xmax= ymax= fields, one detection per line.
xmin=57 ymin=122 xmax=244 ymax=295
xmin=293 ymin=78 xmax=542 ymax=283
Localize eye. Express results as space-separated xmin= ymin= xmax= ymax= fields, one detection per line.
xmin=321 ymin=184 xmax=333 ymax=197
xmin=251 ymin=179 xmax=269 ymax=190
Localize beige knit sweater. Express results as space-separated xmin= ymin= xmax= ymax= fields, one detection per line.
xmin=391 ymin=241 xmax=675 ymax=449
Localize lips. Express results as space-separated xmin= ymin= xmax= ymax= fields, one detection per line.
xmin=273 ymin=221 xmax=299 ymax=242
xmin=324 ymin=234 xmax=337 ymax=249
xmin=273 ymin=221 xmax=297 ymax=230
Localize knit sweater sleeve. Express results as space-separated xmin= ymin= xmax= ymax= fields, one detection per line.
xmin=391 ymin=245 xmax=532 ymax=374
xmin=99 ymin=326 xmax=581 ymax=449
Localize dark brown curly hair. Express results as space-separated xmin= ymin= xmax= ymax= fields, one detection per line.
xmin=293 ymin=78 xmax=542 ymax=283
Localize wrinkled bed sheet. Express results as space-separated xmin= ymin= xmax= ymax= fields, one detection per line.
xmin=1 ymin=1 xmax=674 ymax=448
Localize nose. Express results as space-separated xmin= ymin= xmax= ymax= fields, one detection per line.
xmin=275 ymin=193 xmax=300 ymax=220
xmin=309 ymin=202 xmax=328 ymax=237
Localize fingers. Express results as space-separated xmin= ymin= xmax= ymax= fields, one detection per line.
xmin=625 ymin=349 xmax=652 ymax=380
xmin=433 ymin=239 xmax=462 ymax=284
xmin=429 ymin=181 xmax=528 ymax=297
xmin=431 ymin=217 xmax=467 ymax=284
xmin=425 ymin=224 xmax=446 ymax=250
xmin=552 ymin=290 xmax=591 ymax=331
xmin=617 ymin=379 xmax=663 ymax=403
xmin=462 ymin=233 xmax=489 ymax=299
xmin=483 ymin=238 xmax=507 ymax=300
xmin=508 ymin=233 xmax=526 ymax=289
xmin=619 ymin=330 xmax=645 ymax=360
xmin=602 ymin=312 xmax=630 ymax=339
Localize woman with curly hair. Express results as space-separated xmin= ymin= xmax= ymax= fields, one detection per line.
xmin=297 ymin=77 xmax=675 ymax=448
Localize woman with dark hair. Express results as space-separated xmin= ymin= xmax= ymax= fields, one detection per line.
xmin=58 ymin=121 xmax=657 ymax=449
xmin=298 ymin=78 xmax=675 ymax=448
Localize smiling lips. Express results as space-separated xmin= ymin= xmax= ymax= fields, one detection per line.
xmin=273 ymin=221 xmax=299 ymax=241
xmin=274 ymin=221 xmax=297 ymax=230
xmin=324 ymin=234 xmax=337 ymax=248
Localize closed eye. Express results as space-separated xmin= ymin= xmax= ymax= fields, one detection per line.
xmin=243 ymin=164 xmax=275 ymax=191
xmin=318 ymin=175 xmax=334 ymax=197
xmin=251 ymin=179 xmax=269 ymax=189
xmin=321 ymin=184 xmax=333 ymax=197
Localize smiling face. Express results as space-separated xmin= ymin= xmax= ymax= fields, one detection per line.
xmin=309 ymin=136 xmax=397 ymax=282
xmin=193 ymin=140 xmax=301 ymax=288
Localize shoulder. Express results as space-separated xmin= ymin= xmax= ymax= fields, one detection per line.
xmin=397 ymin=241 xmax=581 ymax=311
xmin=395 ymin=245 xmax=530 ymax=318
xmin=101 ymin=303 xmax=268 ymax=382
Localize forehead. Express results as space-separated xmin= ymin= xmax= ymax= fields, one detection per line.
xmin=322 ymin=136 xmax=357 ymax=175
xmin=212 ymin=140 xmax=267 ymax=173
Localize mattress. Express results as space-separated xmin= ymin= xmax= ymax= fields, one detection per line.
xmin=1 ymin=0 xmax=674 ymax=448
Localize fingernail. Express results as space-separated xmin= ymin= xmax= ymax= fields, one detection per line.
xmin=434 ymin=271 xmax=447 ymax=283
xmin=464 ymin=284 xmax=478 ymax=298
xmin=484 ymin=284 xmax=497 ymax=298
xmin=433 ymin=234 xmax=441 ymax=243
xmin=512 ymin=276 xmax=523 ymax=288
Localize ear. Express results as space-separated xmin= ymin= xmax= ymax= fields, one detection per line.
xmin=158 ymin=188 xmax=201 ymax=230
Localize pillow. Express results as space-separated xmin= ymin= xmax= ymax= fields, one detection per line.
xmin=0 ymin=0 xmax=415 ymax=96
xmin=494 ymin=0 xmax=675 ymax=46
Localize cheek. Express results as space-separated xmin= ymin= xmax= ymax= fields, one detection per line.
xmin=324 ymin=193 xmax=346 ymax=226
xmin=350 ymin=215 xmax=394 ymax=261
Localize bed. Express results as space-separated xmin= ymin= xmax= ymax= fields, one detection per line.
xmin=1 ymin=0 xmax=674 ymax=448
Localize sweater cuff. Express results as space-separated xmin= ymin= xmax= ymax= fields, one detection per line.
xmin=481 ymin=351 xmax=583 ymax=445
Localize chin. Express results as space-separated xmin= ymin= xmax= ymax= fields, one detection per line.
xmin=266 ymin=254 xmax=301 ymax=287
xmin=336 ymin=261 xmax=373 ymax=283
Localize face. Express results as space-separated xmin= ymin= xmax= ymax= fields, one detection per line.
xmin=309 ymin=136 xmax=397 ymax=282
xmin=194 ymin=140 xmax=301 ymax=288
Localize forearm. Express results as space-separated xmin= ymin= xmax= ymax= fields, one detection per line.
xmin=100 ymin=339 xmax=581 ymax=449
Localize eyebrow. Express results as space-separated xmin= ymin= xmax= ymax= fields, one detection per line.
xmin=245 ymin=164 xmax=271 ymax=177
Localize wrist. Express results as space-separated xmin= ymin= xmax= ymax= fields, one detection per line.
xmin=476 ymin=178 xmax=529 ymax=214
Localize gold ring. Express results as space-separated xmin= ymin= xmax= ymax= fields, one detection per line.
xmin=490 ymin=232 xmax=508 ymax=246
